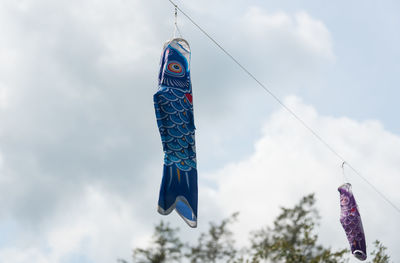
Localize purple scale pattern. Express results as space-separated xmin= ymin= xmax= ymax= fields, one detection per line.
xmin=338 ymin=183 xmax=367 ymax=261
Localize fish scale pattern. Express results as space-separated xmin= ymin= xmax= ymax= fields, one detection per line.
xmin=338 ymin=183 xmax=367 ymax=261
xmin=155 ymin=87 xmax=196 ymax=172
xmin=153 ymin=38 xmax=198 ymax=227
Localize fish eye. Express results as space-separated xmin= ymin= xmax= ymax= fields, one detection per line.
xmin=165 ymin=61 xmax=185 ymax=77
xmin=168 ymin=62 xmax=182 ymax=73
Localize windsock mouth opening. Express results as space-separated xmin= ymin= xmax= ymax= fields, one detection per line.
xmin=338 ymin=182 xmax=352 ymax=192
xmin=163 ymin=38 xmax=190 ymax=51
xmin=353 ymin=250 xmax=367 ymax=261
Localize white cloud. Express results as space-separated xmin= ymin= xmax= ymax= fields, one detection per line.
xmin=0 ymin=84 xmax=9 ymax=109
xmin=241 ymin=7 xmax=334 ymax=60
xmin=1 ymin=0 xmax=398 ymax=262
xmin=1 ymin=94 xmax=399 ymax=262
xmin=192 ymin=6 xmax=336 ymax=172
xmin=0 ymin=185 xmax=152 ymax=263
xmin=0 ymin=247 xmax=51 ymax=263
xmin=200 ymin=96 xmax=400 ymax=262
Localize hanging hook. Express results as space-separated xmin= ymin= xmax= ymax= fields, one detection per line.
xmin=173 ymin=5 xmax=178 ymax=38
xmin=341 ymin=161 xmax=348 ymax=183
xmin=172 ymin=4 xmax=182 ymax=39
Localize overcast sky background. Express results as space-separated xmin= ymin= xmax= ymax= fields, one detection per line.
xmin=1 ymin=0 xmax=399 ymax=262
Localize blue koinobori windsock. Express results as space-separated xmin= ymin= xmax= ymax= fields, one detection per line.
xmin=154 ymin=38 xmax=198 ymax=227
xmin=338 ymin=183 xmax=367 ymax=261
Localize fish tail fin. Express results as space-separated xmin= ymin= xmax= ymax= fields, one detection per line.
xmin=158 ymin=164 xmax=198 ymax=227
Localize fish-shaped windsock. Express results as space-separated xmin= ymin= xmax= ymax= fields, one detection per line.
xmin=153 ymin=38 xmax=198 ymax=227
xmin=338 ymin=183 xmax=367 ymax=260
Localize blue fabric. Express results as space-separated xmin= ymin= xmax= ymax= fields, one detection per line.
xmin=154 ymin=38 xmax=198 ymax=227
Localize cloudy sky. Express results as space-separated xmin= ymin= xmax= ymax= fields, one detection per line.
xmin=1 ymin=0 xmax=399 ymax=262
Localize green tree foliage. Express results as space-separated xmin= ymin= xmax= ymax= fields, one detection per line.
xmin=132 ymin=221 xmax=183 ymax=263
xmin=127 ymin=194 xmax=392 ymax=263
xmin=370 ymin=240 xmax=391 ymax=263
xmin=186 ymin=212 xmax=239 ymax=263
xmin=249 ymin=194 xmax=347 ymax=263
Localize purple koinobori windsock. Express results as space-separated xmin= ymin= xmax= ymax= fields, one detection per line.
xmin=338 ymin=183 xmax=367 ymax=261
xmin=153 ymin=38 xmax=198 ymax=227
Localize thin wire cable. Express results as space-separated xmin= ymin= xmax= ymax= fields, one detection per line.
xmin=167 ymin=0 xmax=400 ymax=215
xmin=172 ymin=4 xmax=182 ymax=38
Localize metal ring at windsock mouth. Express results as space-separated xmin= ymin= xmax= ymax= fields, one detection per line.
xmin=353 ymin=250 xmax=367 ymax=261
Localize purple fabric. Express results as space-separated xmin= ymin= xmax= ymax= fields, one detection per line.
xmin=338 ymin=183 xmax=367 ymax=261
